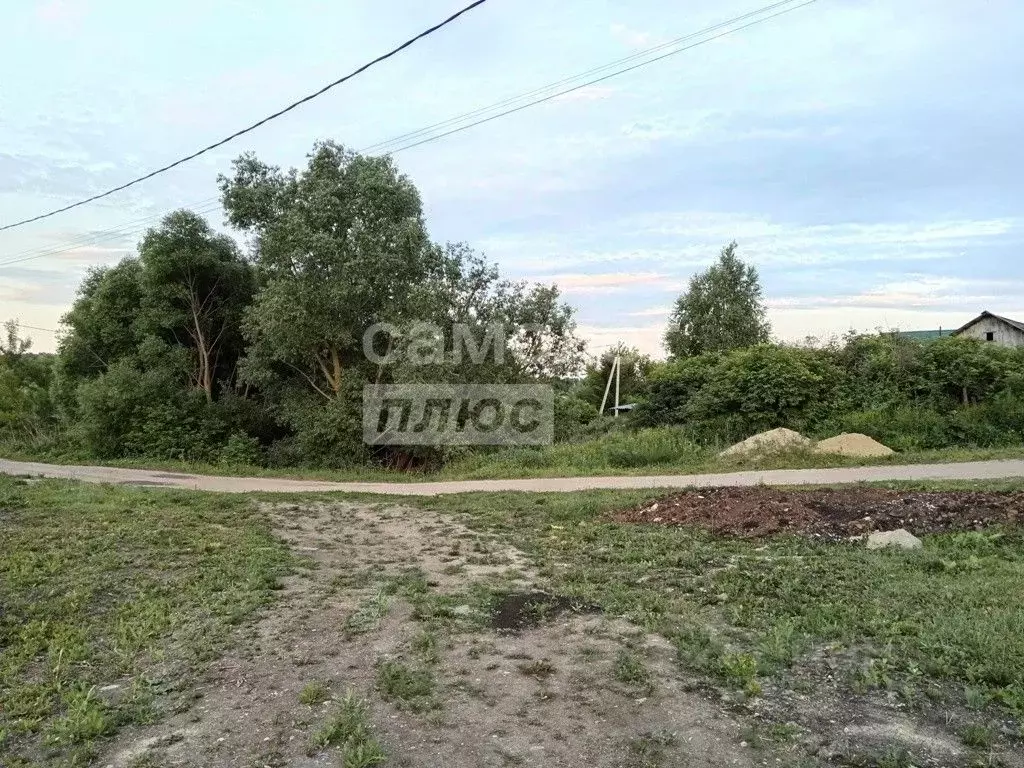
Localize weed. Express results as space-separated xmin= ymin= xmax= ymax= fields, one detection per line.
xmin=343 ymin=590 xmax=390 ymax=637
xmin=411 ymin=629 xmax=441 ymax=665
xmin=309 ymin=693 xmax=386 ymax=767
xmin=960 ymin=722 xmax=994 ymax=748
xmin=614 ymin=649 xmax=652 ymax=691
xmin=965 ymin=685 xmax=991 ymax=710
xmin=626 ymin=730 xmax=677 ymax=767
xmin=518 ymin=659 xmax=557 ymax=680
xmin=299 ymin=680 xmax=331 ymax=707
xmin=757 ymin=619 xmax=807 ymax=669
xmin=720 ymin=653 xmax=759 ymax=688
xmin=878 ymin=748 xmax=915 ymax=768
xmin=375 ymin=660 xmax=436 ymax=711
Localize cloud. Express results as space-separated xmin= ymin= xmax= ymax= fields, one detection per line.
xmin=492 ymin=214 xmax=1021 ymax=275
xmin=528 ymin=272 xmax=667 ymax=295
xmin=579 ymin=323 xmax=666 ymax=357
xmin=610 ymin=23 xmax=659 ymax=50
xmin=768 ymin=276 xmax=1024 ymax=312
xmin=35 ymin=0 xmax=88 ymax=31
xmin=0 ymin=280 xmax=68 ymax=306
xmin=627 ymin=306 xmax=671 ymax=318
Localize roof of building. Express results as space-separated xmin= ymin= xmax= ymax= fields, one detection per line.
xmin=953 ymin=311 xmax=1024 ymax=336
xmin=896 ymin=329 xmax=950 ymax=342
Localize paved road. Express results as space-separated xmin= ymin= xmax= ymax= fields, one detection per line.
xmin=3 ymin=457 xmax=1024 ymax=496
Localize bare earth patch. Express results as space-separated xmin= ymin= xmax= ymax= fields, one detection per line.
xmin=615 ymin=486 xmax=1024 ymax=539
xmin=99 ymin=501 xmax=755 ymax=768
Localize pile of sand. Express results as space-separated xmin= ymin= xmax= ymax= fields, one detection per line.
xmin=719 ymin=427 xmax=811 ymax=457
xmin=814 ymin=432 xmax=895 ymax=458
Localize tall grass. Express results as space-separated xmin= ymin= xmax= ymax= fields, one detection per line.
xmin=444 ymin=426 xmax=711 ymax=478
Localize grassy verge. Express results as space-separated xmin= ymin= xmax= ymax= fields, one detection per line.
xmin=441 ymin=441 xmax=1024 ymax=479
xmin=0 ymin=477 xmax=294 ymax=766
xmin=407 ymin=484 xmax=1024 ymax=723
xmin=4 ymin=437 xmax=1023 ymax=483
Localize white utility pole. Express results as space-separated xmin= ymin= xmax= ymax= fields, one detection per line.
xmin=599 ymin=354 xmax=622 ymax=417
xmin=614 ymin=354 xmax=621 ymax=416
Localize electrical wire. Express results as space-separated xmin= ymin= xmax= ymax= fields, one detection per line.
xmin=388 ymin=0 xmax=817 ymax=155
xmin=360 ymin=0 xmax=807 ymax=156
xmin=0 ymin=0 xmax=491 ymax=233
xmin=0 ymin=199 xmax=223 ymax=268
xmin=0 ymin=0 xmax=816 ymax=268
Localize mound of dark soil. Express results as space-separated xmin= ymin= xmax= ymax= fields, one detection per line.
xmin=614 ymin=487 xmax=1024 ymax=540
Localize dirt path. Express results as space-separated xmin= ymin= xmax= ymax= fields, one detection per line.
xmin=4 ymin=457 xmax=1024 ymax=495
xmin=100 ymin=500 xmax=754 ymax=767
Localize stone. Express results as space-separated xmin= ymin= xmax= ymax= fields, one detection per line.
xmin=866 ymin=528 xmax=922 ymax=550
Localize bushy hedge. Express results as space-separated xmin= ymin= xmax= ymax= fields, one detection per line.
xmin=7 ymin=331 xmax=1024 ymax=468
xmin=634 ymin=335 xmax=1024 ymax=450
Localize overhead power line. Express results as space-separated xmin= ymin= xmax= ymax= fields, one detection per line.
xmin=0 ymin=0 xmax=491 ymax=234
xmin=359 ymin=0 xmax=808 ymax=156
xmin=0 ymin=0 xmax=816 ymax=269
xmin=20 ymin=324 xmax=60 ymax=334
xmin=0 ymin=198 xmax=223 ymax=268
xmin=387 ymin=0 xmax=817 ymax=155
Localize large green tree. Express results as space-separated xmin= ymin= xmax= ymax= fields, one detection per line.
xmin=220 ymin=141 xmax=433 ymax=400
xmin=57 ymin=259 xmax=144 ymax=381
xmin=374 ymin=243 xmax=586 ymax=385
xmin=137 ymin=210 xmax=253 ymax=402
xmin=664 ymin=242 xmax=770 ymax=358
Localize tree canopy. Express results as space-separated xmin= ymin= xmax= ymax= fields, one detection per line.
xmin=664 ymin=242 xmax=771 ymax=358
xmin=18 ymin=141 xmax=585 ymax=468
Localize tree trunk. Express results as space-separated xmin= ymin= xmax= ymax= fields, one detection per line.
xmin=316 ymin=345 xmax=344 ymax=397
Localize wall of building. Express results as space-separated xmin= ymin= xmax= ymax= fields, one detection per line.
xmin=957 ymin=317 xmax=1024 ymax=347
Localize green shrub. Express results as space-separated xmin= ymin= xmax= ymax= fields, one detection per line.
xmin=948 ymin=396 xmax=1024 ymax=447
xmin=637 ymin=345 xmax=841 ymax=440
xmin=281 ymin=383 xmax=366 ymax=468
xmin=602 ymin=427 xmax=705 ymax=468
xmin=633 ymin=354 xmax=718 ymax=428
xmin=74 ymin=360 xmax=228 ymax=461
xmin=553 ymin=395 xmax=598 ymax=442
xmin=838 ymin=407 xmax=951 ymax=452
xmin=220 ymin=432 xmax=263 ymax=466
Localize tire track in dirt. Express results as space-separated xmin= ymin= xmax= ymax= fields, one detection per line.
xmin=101 ymin=501 xmax=755 ymax=768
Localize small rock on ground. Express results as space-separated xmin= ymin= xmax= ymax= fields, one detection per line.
xmin=866 ymin=528 xmax=922 ymax=550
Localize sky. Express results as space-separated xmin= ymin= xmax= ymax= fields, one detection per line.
xmin=1 ymin=0 xmax=1023 ymax=357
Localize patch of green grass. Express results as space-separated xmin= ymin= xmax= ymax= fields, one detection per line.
xmin=411 ymin=629 xmax=441 ymax=665
xmin=308 ymin=692 xmax=386 ymax=767
xmin=8 ymin=436 xmax=1022 ymax=483
xmin=299 ymin=680 xmax=332 ymax=707
xmin=343 ymin=589 xmax=391 ymax=637
xmin=959 ymin=722 xmax=995 ymax=748
xmin=409 ymin=487 xmax=1024 ymax=716
xmin=375 ymin=660 xmax=436 ymax=712
xmin=0 ymin=477 xmax=293 ymax=766
xmin=614 ymin=649 xmax=652 ymax=691
xmin=741 ymin=721 xmax=801 ymax=748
